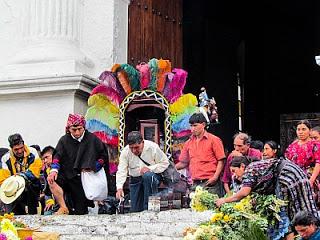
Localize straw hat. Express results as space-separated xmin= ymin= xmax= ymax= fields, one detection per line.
xmin=0 ymin=175 xmax=25 ymax=204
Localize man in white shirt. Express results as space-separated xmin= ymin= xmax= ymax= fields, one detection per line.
xmin=116 ymin=131 xmax=169 ymax=212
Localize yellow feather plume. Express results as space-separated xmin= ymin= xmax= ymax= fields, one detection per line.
xmin=88 ymin=94 xmax=119 ymax=115
xmin=169 ymin=94 xmax=198 ymax=115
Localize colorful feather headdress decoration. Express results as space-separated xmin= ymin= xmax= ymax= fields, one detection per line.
xmin=148 ymin=58 xmax=158 ymax=91
xmin=120 ymin=64 xmax=140 ymax=91
xmin=136 ymin=62 xmax=151 ymax=89
xmin=157 ymin=59 xmax=171 ymax=92
xmin=86 ymin=58 xmax=198 ymax=173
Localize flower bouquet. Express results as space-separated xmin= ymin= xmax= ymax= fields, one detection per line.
xmin=0 ymin=213 xmax=33 ymax=240
xmin=183 ymin=187 xmax=287 ymax=240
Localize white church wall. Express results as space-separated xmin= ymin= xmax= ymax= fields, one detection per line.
xmin=0 ymin=0 xmax=129 ymax=149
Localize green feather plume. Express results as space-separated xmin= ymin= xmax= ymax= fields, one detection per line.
xmin=148 ymin=58 xmax=158 ymax=91
xmin=120 ymin=64 xmax=140 ymax=91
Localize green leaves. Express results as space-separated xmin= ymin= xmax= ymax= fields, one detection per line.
xmin=185 ymin=187 xmax=287 ymax=240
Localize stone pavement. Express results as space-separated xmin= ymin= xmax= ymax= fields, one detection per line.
xmin=17 ymin=209 xmax=212 ymax=240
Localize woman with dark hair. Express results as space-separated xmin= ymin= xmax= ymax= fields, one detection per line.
xmin=311 ymin=126 xmax=320 ymax=141
xmin=215 ymin=156 xmax=319 ymax=240
xmin=263 ymin=140 xmax=281 ymax=159
xmin=292 ymin=211 xmax=320 ymax=239
xmin=285 ymin=120 xmax=320 ymax=204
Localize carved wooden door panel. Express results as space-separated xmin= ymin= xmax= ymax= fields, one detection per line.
xmin=128 ymin=0 xmax=183 ymax=67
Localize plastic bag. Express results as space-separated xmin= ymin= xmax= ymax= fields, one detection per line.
xmin=81 ymin=168 xmax=108 ymax=200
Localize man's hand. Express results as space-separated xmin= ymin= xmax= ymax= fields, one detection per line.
xmin=44 ymin=202 xmax=54 ymax=211
xmin=116 ymin=188 xmax=124 ymax=200
xmin=230 ymin=150 xmax=243 ymax=157
xmin=205 ymin=176 xmax=218 ymax=187
xmin=47 ymin=171 xmax=58 ymax=184
xmin=140 ymin=167 xmax=150 ymax=175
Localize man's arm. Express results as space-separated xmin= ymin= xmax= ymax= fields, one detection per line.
xmin=22 ymin=146 xmax=42 ymax=181
xmin=0 ymin=154 xmax=11 ymax=185
xmin=206 ymin=158 xmax=225 ymax=186
xmin=146 ymin=144 xmax=169 ymax=173
xmin=48 ymin=137 xmax=64 ymax=184
xmin=224 ymin=183 xmax=231 ymax=194
xmin=175 ymin=161 xmax=189 ymax=170
xmin=50 ymin=138 xmax=64 ymax=173
xmin=175 ymin=141 xmax=190 ymax=170
xmin=116 ymin=149 xmax=129 ymax=191
xmin=115 ymin=150 xmax=129 ymax=200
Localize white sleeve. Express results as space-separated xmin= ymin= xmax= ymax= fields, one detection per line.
xmin=116 ymin=149 xmax=129 ymax=190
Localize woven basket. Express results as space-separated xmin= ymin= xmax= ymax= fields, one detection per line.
xmin=17 ymin=228 xmax=34 ymax=240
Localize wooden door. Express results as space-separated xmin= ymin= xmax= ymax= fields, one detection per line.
xmin=128 ymin=0 xmax=183 ymax=68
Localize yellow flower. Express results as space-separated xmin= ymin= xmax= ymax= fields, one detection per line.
xmin=210 ymin=212 xmax=224 ymax=223
xmin=233 ymin=202 xmax=245 ymax=211
xmin=223 ymin=215 xmax=232 ymax=222
xmin=3 ymin=213 xmax=14 ymax=221
xmin=0 ymin=219 xmax=18 ymax=237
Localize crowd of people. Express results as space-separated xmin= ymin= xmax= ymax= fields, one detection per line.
xmin=0 ymin=109 xmax=320 ymax=239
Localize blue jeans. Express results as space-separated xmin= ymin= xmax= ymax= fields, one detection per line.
xmin=129 ymin=172 xmax=161 ymax=212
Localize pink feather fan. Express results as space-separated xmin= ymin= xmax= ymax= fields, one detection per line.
xmin=166 ymin=68 xmax=188 ymax=103
xmin=136 ymin=62 xmax=151 ymax=89
xmin=90 ymin=85 xmax=122 ymax=106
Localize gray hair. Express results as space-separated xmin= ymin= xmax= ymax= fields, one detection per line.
xmin=233 ymin=132 xmax=251 ymax=145
xmin=127 ymin=131 xmax=143 ymax=145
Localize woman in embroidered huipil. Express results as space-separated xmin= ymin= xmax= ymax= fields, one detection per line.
xmin=285 ymin=120 xmax=320 ymax=199
xmin=215 ymin=156 xmax=319 ymax=240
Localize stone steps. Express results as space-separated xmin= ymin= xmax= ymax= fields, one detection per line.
xmin=17 ymin=209 xmax=212 ymax=240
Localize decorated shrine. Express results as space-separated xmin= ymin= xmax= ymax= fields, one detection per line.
xmin=85 ymin=58 xmax=198 ymax=174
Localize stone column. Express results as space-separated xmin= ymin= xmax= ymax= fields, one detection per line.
xmin=0 ymin=0 xmax=130 ymax=148
xmin=5 ymin=0 xmax=93 ymax=77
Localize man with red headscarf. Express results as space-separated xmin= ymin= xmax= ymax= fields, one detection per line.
xmin=47 ymin=114 xmax=109 ymax=215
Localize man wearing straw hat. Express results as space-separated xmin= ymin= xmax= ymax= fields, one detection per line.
xmin=0 ymin=175 xmax=26 ymax=210
xmin=0 ymin=133 xmax=42 ymax=214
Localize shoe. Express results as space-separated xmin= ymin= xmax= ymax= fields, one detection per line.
xmin=54 ymin=207 xmax=69 ymax=215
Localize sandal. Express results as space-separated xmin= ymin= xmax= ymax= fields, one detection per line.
xmin=54 ymin=207 xmax=69 ymax=215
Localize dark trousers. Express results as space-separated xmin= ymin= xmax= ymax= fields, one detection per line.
xmin=5 ymin=181 xmax=40 ymax=215
xmin=129 ymin=172 xmax=161 ymax=212
xmin=56 ymin=174 xmax=91 ymax=215
xmin=191 ymin=179 xmax=225 ymax=197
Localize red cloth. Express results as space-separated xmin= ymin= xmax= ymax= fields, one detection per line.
xmin=285 ymin=140 xmax=320 ymax=169
xmin=178 ymin=131 xmax=226 ymax=180
xmin=65 ymin=114 xmax=86 ymax=133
